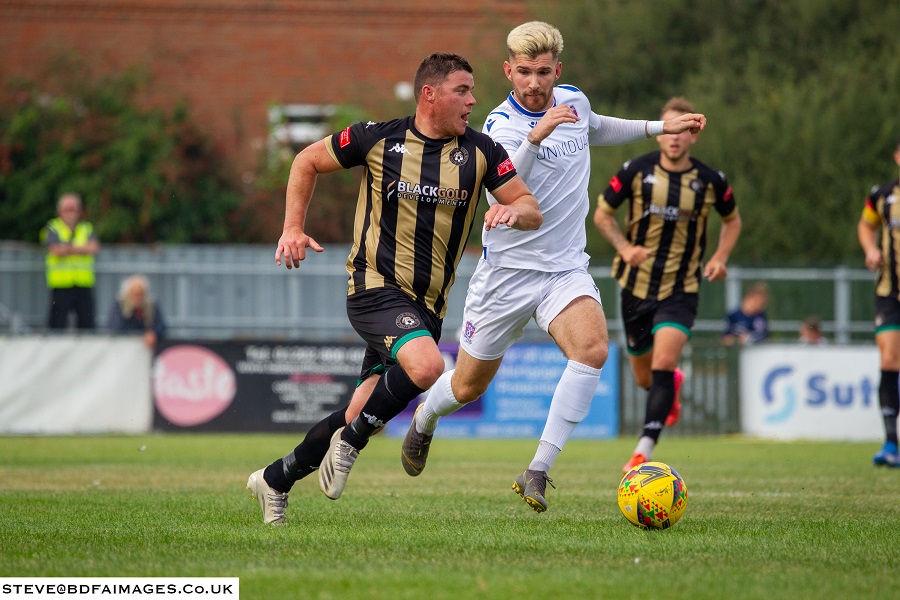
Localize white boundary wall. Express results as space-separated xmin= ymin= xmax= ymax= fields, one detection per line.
xmin=0 ymin=336 xmax=152 ymax=434
xmin=740 ymin=344 xmax=882 ymax=441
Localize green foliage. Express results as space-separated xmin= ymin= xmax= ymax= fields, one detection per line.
xmin=524 ymin=0 xmax=900 ymax=265
xmin=6 ymin=2 xmax=899 ymax=256
xmin=0 ymin=54 xmax=241 ymax=243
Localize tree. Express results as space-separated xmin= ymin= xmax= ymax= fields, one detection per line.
xmin=0 ymin=54 xmax=241 ymax=243
xmin=531 ymin=0 xmax=900 ymax=266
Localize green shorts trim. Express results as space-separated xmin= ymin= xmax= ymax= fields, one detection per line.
xmin=627 ymin=345 xmax=654 ymax=357
xmin=391 ymin=329 xmax=432 ymax=360
xmin=875 ymin=324 xmax=900 ymax=335
xmin=357 ymin=363 xmax=386 ymax=387
xmin=651 ymin=321 xmax=692 ymax=338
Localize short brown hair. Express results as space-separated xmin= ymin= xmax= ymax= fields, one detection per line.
xmin=413 ymin=52 xmax=473 ymax=102
xmin=661 ymin=96 xmax=695 ymax=118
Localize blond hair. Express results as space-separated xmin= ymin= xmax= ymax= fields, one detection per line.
xmin=507 ymin=21 xmax=564 ymax=60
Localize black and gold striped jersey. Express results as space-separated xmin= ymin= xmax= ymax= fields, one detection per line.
xmin=325 ymin=116 xmax=517 ymax=318
xmin=861 ymin=178 xmax=900 ymax=300
xmin=598 ymin=151 xmax=738 ymax=300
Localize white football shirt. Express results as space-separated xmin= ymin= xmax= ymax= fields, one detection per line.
xmin=482 ymin=85 xmax=653 ymax=271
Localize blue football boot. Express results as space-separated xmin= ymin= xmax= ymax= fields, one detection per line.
xmin=873 ymin=441 xmax=900 ymax=467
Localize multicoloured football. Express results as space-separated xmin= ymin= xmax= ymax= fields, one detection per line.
xmin=617 ymin=461 xmax=688 ymax=530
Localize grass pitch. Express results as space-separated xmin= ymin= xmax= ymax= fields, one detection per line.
xmin=1 ymin=434 xmax=899 ymax=599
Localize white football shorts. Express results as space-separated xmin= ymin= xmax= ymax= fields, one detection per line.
xmin=458 ymin=260 xmax=602 ymax=360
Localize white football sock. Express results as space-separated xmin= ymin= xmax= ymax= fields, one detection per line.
xmin=635 ymin=436 xmax=655 ymax=459
xmin=528 ymin=360 xmax=601 ymax=473
xmin=528 ymin=441 xmax=559 ymax=474
xmin=417 ymin=369 xmax=463 ymax=435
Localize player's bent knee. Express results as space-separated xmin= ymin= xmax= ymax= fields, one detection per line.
xmin=458 ymin=383 xmax=489 ymax=403
xmin=566 ymin=338 xmax=608 ymax=370
xmin=404 ymin=358 xmax=446 ymax=390
xmin=450 ymin=376 xmax=490 ymax=404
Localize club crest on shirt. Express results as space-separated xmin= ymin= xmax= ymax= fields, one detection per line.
xmin=449 ymin=147 xmax=469 ymax=166
xmin=689 ymin=178 xmax=707 ymax=193
xmin=396 ymin=312 xmax=420 ymax=330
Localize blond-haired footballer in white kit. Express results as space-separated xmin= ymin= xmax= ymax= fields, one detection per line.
xmin=401 ymin=21 xmax=706 ymax=512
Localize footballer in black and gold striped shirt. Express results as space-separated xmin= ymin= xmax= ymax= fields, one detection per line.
xmin=594 ymin=96 xmax=741 ymax=475
xmin=259 ymin=53 xmax=540 ymax=507
xmin=597 ymin=151 xmax=738 ymax=302
xmin=857 ymin=140 xmax=900 ymax=466
xmin=326 ymin=115 xmax=516 ymax=319
xmin=860 ymin=174 xmax=900 ymax=304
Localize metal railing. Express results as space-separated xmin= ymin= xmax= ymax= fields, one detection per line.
xmin=0 ymin=242 xmax=877 ymax=344
xmin=618 ymin=341 xmax=741 ymax=436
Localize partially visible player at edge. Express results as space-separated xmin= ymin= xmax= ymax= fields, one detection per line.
xmin=857 ymin=138 xmax=900 ymax=468
xmin=594 ymin=96 xmax=742 ymax=473
xmin=246 ymin=52 xmax=542 ymax=524
xmin=399 ymin=21 xmax=707 ymax=513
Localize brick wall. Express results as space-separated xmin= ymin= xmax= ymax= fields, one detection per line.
xmin=0 ymin=0 xmax=529 ymax=177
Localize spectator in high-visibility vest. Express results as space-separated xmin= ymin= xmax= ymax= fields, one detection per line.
xmin=40 ymin=193 xmax=100 ymax=330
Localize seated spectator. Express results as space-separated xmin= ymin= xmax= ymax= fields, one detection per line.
xmin=107 ymin=274 xmax=166 ymax=348
xmin=722 ymin=281 xmax=769 ymax=346
xmin=799 ymin=316 xmax=828 ymax=345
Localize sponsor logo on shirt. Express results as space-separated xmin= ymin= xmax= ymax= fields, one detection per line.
xmin=389 ymin=143 xmax=409 ymax=154
xmin=536 ymin=134 xmax=588 ymax=161
xmin=497 ymin=158 xmax=514 ymax=177
xmin=339 ymin=127 xmax=351 ymax=148
xmin=609 ymin=175 xmax=623 ymax=193
xmin=646 ymin=204 xmax=698 ymax=222
xmin=395 ymin=180 xmax=470 ymax=206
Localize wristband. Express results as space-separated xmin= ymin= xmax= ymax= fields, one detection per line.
xmin=646 ymin=121 xmax=664 ymax=137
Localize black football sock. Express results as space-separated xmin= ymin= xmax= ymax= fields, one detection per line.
xmin=640 ymin=370 xmax=676 ymax=442
xmin=263 ymin=408 xmax=347 ymax=493
xmin=879 ymin=370 xmax=899 ymax=445
xmin=342 ymin=366 xmax=426 ymax=449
